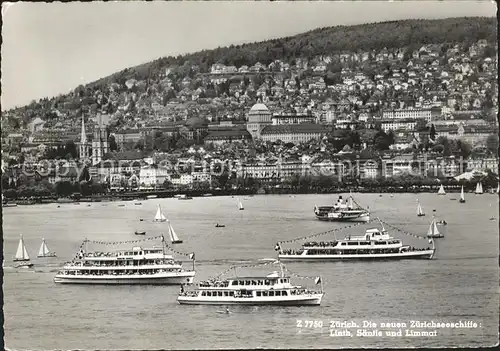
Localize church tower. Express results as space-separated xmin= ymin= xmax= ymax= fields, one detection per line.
xmin=91 ymin=113 xmax=109 ymax=165
xmin=78 ymin=115 xmax=91 ymax=160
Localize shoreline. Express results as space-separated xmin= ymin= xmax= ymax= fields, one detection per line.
xmin=3 ymin=188 xmax=497 ymax=206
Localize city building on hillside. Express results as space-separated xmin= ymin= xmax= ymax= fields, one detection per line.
xmin=28 ymin=117 xmax=46 ymax=133
xmin=271 ymin=113 xmax=316 ymax=125
xmin=434 ymin=123 xmax=493 ymax=146
xmin=380 ymin=119 xmax=417 ymax=132
xmin=91 ymin=114 xmax=109 ymax=166
xmin=5 ymin=133 xmax=23 ymax=146
xmin=114 ymin=129 xmax=148 ymax=146
xmin=382 ymin=155 xmax=426 ymax=178
xmin=309 ymin=160 xmax=345 ymax=179
xmin=170 ymin=174 xmax=194 ymax=186
xmin=426 ymin=156 xmax=463 ymax=177
xmin=466 ymin=157 xmax=499 ymax=174
xmin=204 ymin=129 xmax=252 ymax=146
xmin=246 ymin=103 xmax=273 ymax=139
xmin=78 ymin=116 xmax=91 ymax=161
xmin=382 ymin=108 xmax=439 ymax=122
xmin=260 ymin=124 xmax=329 ymax=143
xmin=139 ymin=164 xmax=170 ymax=189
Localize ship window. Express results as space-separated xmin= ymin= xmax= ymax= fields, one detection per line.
xmin=201 ymin=291 xmax=206 ymax=296
xmin=258 ymin=280 xmax=263 ymax=285
xmin=224 ymin=292 xmax=229 ymax=296
xmin=218 ymin=291 xmax=223 ymax=297
xmin=269 ymin=291 xmax=275 ymax=296
xmin=265 ymin=280 xmax=270 ymax=285
xmin=231 ymin=281 xmax=237 ymax=286
xmin=263 ymin=291 xmax=268 ymax=296
xmin=229 ymin=291 xmax=234 ymax=296
xmin=245 ymin=280 xmax=251 ymax=285
xmin=256 ymin=291 xmax=261 ymax=297
xmin=341 ymin=243 xmax=346 ymax=246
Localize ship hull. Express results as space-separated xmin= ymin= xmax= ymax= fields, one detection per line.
xmin=177 ymin=294 xmax=323 ymax=306
xmin=14 ymin=262 xmax=34 ymax=268
xmin=315 ymin=214 xmax=370 ymax=222
xmin=279 ymin=250 xmax=435 ymax=261
xmin=53 ymin=271 xmax=195 ymax=285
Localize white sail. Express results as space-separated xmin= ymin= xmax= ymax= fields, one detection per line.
xmin=38 ymin=239 xmax=48 ymax=256
xmin=15 ymin=235 xmax=30 ymax=261
xmin=348 ymin=196 xmax=354 ymax=209
xmin=460 ymin=186 xmax=465 ymax=201
xmin=417 ymin=202 xmax=424 ymax=216
xmin=427 ymin=219 xmax=441 ymax=237
xmin=475 ymin=182 xmax=483 ymax=194
xmin=154 ymin=205 xmax=167 ymax=222
xmin=167 ymin=220 xmax=182 ymax=243
xmin=238 ymin=198 xmax=244 ymax=210
xmin=437 ymin=185 xmax=446 ymax=195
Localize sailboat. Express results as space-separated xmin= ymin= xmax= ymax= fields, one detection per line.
xmin=475 ymin=182 xmax=483 ymax=194
xmin=437 ymin=184 xmax=446 ymax=195
xmin=37 ymin=238 xmax=57 ymax=258
xmin=153 ymin=204 xmax=167 ymax=222
xmin=238 ymin=198 xmax=244 ymax=211
xmin=14 ymin=235 xmax=34 ymax=268
xmin=496 ymin=184 xmax=499 ymax=194
xmin=416 ymin=201 xmax=425 ymax=217
xmin=427 ymin=217 xmax=444 ymax=238
xmin=167 ymin=220 xmax=183 ymax=244
xmin=459 ymin=186 xmax=466 ymax=203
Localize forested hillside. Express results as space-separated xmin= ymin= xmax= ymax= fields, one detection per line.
xmin=88 ymin=17 xmax=496 ymax=88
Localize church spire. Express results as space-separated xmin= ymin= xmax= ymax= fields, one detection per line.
xmin=80 ymin=115 xmax=87 ymax=143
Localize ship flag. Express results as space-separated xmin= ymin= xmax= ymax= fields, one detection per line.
xmin=189 ymin=252 xmax=195 ymax=260
xmin=315 ymin=277 xmax=322 ymax=285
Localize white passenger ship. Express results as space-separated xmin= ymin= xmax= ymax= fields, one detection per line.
xmin=314 ymin=195 xmax=370 ymax=222
xmin=178 ymin=268 xmax=323 ymax=306
xmin=277 ymin=223 xmax=435 ymax=261
xmin=54 ymin=237 xmax=195 ymax=285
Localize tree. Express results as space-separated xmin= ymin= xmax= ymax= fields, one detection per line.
xmin=486 ymin=134 xmax=499 ymax=156
xmin=429 ymin=124 xmax=436 ymax=141
xmin=108 ymin=135 xmax=118 ymax=151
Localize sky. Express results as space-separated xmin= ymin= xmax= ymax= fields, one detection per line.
xmin=1 ymin=1 xmax=497 ymax=111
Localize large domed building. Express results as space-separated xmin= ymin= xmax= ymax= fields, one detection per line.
xmin=246 ymin=102 xmax=272 ymax=139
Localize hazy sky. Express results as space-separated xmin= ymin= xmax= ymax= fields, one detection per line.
xmin=1 ymin=1 xmax=496 ymax=110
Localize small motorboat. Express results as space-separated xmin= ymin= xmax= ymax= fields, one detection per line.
xmin=135 ymin=231 xmax=146 ymax=235
xmin=216 ymin=308 xmax=231 ymax=314
xmin=437 ymin=220 xmax=447 ymax=226
xmin=134 ymin=202 xmax=142 ymax=205
xmin=118 ymin=204 xmax=125 ymax=207
xmin=215 ymin=224 xmax=226 ymax=228
xmin=139 ymin=218 xmax=144 ymax=222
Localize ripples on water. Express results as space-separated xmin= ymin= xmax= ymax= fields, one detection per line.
xmin=2 ymin=193 xmax=499 ymax=349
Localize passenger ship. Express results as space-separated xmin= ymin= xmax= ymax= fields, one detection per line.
xmin=178 ymin=270 xmax=323 ymax=306
xmin=277 ymin=223 xmax=435 ymax=261
xmin=314 ymin=195 xmax=370 ymax=222
xmin=54 ymin=238 xmax=195 ymax=285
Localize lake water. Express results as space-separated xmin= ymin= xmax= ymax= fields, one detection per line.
xmin=2 ymin=193 xmax=499 ymax=349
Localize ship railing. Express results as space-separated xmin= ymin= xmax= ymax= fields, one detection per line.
xmin=303 ymin=241 xmax=338 ymax=248
xmin=280 ymin=249 xmax=305 ymax=255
